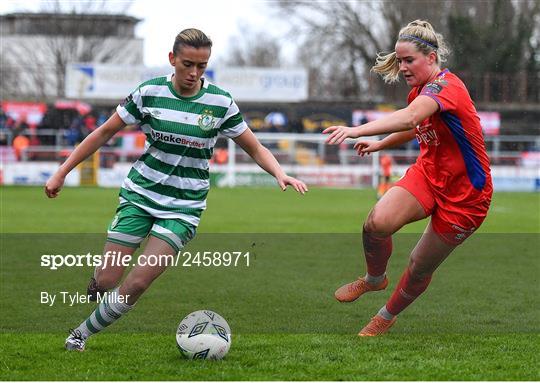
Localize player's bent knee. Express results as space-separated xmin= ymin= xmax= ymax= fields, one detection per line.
xmin=124 ymin=278 xmax=153 ymax=296
xmin=407 ymin=260 xmax=433 ymax=281
xmin=95 ymin=272 xmax=121 ymax=289
xmin=364 ymin=209 xmax=394 ymax=235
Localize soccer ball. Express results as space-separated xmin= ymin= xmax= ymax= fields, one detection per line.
xmin=176 ymin=310 xmax=231 ymax=360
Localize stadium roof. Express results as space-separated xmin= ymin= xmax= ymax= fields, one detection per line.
xmin=0 ymin=12 xmax=141 ymax=37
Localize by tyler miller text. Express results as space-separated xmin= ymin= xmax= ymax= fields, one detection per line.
xmin=40 ymin=291 xmax=130 ymax=306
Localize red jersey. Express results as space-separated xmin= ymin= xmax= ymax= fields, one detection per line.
xmin=408 ymin=69 xmax=493 ymax=207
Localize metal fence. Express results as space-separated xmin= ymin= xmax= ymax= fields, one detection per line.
xmin=4 ymin=130 xmax=539 ymax=168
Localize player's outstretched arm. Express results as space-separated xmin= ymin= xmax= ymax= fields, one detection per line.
xmin=354 ymin=130 xmax=416 ymax=156
xmin=44 ymin=113 xmax=126 ymax=198
xmin=323 ymin=95 xmax=438 ymax=145
xmin=232 ymin=128 xmax=308 ymax=195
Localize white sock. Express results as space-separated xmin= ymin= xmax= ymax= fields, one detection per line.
xmin=378 ymin=305 xmax=395 ymax=321
xmin=365 ymin=273 xmax=385 ymax=285
xmin=75 ymin=288 xmax=133 ymax=338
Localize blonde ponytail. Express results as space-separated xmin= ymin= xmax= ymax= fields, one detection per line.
xmin=372 ymin=51 xmax=400 ymax=84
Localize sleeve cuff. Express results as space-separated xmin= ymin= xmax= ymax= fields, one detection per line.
xmin=116 ymin=105 xmax=138 ymax=125
xmin=420 ymin=93 xmax=445 ymax=112
xmin=220 ymin=122 xmax=248 ymax=138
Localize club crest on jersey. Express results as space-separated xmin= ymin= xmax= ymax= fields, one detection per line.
xmin=198 ymin=110 xmax=216 ymax=131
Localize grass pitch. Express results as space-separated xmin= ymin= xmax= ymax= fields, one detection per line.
xmin=1 ymin=186 xmax=539 ymax=380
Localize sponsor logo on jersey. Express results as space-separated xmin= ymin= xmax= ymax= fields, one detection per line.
xmin=425 ymin=83 xmax=443 ymax=94
xmin=198 ymin=110 xmax=216 ymax=131
xmin=423 ymin=77 xmax=448 ymax=95
xmin=150 ymin=129 xmax=206 ymax=148
xmin=416 ymin=121 xmax=440 ymax=146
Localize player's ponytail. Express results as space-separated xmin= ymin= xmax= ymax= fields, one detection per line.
xmin=372 ymin=51 xmax=400 ymax=84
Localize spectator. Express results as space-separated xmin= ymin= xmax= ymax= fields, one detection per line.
xmin=264 ymin=112 xmax=288 ymax=133
xmin=65 ymin=115 xmax=84 ymax=145
xmin=0 ymin=132 xmax=8 ymax=146
xmin=5 ymin=117 xmax=16 ymax=134
xmin=84 ymin=114 xmax=97 ymax=132
xmin=0 ymin=106 xmax=6 ymax=130
xmin=96 ymin=111 xmax=108 ymax=126
xmin=377 ymin=154 xmax=394 ymax=199
xmin=13 ymin=117 xmax=29 ymax=138
xmin=13 ymin=134 xmax=30 ymax=160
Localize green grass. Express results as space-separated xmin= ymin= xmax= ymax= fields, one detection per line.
xmin=1 ymin=186 xmax=539 ymax=380
xmin=1 ymin=333 xmax=536 ymax=380
xmin=2 ymin=186 xmax=539 ymax=233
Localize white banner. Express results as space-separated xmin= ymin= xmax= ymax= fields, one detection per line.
xmin=66 ymin=64 xmax=308 ymax=102
xmin=0 ymin=163 xmax=79 ymax=186
xmin=1 ymin=162 xmax=538 ymax=191
xmin=65 ymin=63 xmax=145 ymax=99
xmin=213 ymin=67 xmax=308 ymax=102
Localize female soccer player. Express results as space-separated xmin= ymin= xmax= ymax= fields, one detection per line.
xmin=323 ymin=20 xmax=492 ymax=336
xmin=45 ymin=28 xmax=308 ymax=351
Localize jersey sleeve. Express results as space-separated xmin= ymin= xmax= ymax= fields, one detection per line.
xmin=420 ymin=76 xmax=459 ymax=112
xmin=116 ymin=86 xmax=144 ymax=125
xmin=218 ymin=99 xmax=248 ymax=138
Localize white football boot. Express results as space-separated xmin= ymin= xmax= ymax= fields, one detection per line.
xmin=65 ymin=329 xmax=87 ymax=351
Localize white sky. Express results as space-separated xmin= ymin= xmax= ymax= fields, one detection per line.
xmin=0 ymin=0 xmax=287 ymax=67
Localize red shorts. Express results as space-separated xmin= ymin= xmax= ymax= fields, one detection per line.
xmin=395 ymin=165 xmax=490 ymax=245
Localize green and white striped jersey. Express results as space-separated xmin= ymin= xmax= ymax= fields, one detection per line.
xmin=116 ymin=74 xmax=248 ymax=227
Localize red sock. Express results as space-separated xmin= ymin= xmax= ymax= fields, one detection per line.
xmin=386 ymin=267 xmax=432 ymax=316
xmin=363 ymin=228 xmax=392 ymax=277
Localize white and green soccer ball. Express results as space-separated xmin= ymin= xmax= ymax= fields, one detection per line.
xmin=176 ymin=310 xmax=231 ymax=360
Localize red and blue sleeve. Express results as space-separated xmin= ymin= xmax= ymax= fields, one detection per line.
xmin=420 ymin=76 xmax=459 ymax=112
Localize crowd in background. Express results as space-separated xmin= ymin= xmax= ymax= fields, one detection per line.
xmin=0 ymin=106 xmax=300 ymax=150
xmin=0 ymin=102 xmax=536 ymax=165
xmin=0 ymin=105 xmax=127 ymax=160
xmin=0 ymin=106 xmax=114 ymax=146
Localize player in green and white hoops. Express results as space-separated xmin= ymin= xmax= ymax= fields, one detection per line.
xmin=45 ymin=29 xmax=308 ymax=351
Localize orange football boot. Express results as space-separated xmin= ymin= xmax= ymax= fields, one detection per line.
xmin=334 ymin=276 xmax=388 ymax=302
xmin=358 ymin=315 xmax=397 ymax=337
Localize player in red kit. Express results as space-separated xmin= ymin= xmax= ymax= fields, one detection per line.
xmin=323 ymin=20 xmax=492 ymax=336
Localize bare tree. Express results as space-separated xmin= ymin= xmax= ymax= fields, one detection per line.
xmin=220 ymin=24 xmax=282 ymax=67
xmin=446 ymin=0 xmax=540 ymax=102
xmin=272 ymin=0 xmax=444 ymax=100
xmin=39 ymin=0 xmax=132 ymax=15
xmin=273 ymin=1 xmax=385 ymax=100
xmin=0 ymin=0 xmax=138 ymax=100
xmin=272 ymin=0 xmax=539 ymax=102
